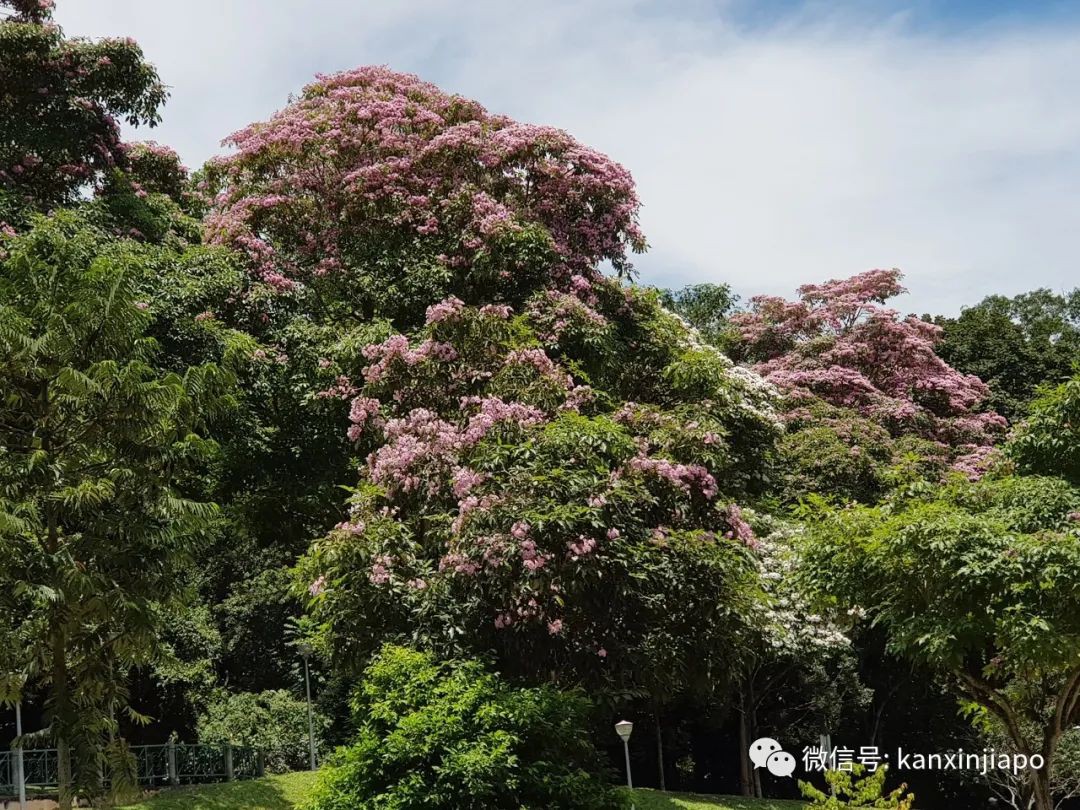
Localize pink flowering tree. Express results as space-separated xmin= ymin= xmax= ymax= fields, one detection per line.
xmin=298 ymin=290 xmax=780 ymax=700
xmin=203 ymin=66 xmax=645 ymax=324
xmin=732 ymin=269 xmax=1007 ymax=493
xmin=0 ymin=0 xmax=167 ymax=227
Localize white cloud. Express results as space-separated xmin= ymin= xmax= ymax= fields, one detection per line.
xmin=55 ymin=1 xmax=1080 ymax=314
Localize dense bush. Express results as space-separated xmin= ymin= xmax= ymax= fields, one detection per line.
xmin=197 ymin=689 xmax=328 ymax=773
xmin=800 ymin=764 xmax=914 ymax=809
xmin=307 ymin=645 xmax=623 ymax=810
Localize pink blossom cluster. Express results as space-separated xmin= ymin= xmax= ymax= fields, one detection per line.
xmin=439 ymin=552 xmax=480 ymax=576
xmin=503 ymin=348 xmax=574 ymax=390
xmin=346 ymin=396 xmax=382 ymax=440
xmin=451 ymin=466 xmax=486 ymax=498
xmin=567 ymin=534 xmax=598 ymax=560
xmin=361 ymin=334 xmax=458 ymax=383
xmin=205 ymin=66 xmax=644 ymax=291
xmin=627 ymin=455 xmax=719 ymax=498
xmin=369 ymin=555 xmax=393 ymax=584
xmin=520 ymin=539 xmax=551 ymax=572
xmin=733 ymin=269 xmax=1004 ymax=449
xmin=479 ymin=304 xmax=513 ymax=319
xmin=366 ymin=399 xmax=546 ymax=496
xmin=950 ymin=445 xmax=1001 ymax=481
xmin=724 ymin=504 xmax=756 ymax=547
xmin=425 ymin=296 xmax=466 ymax=325
xmin=451 ymin=493 xmax=500 ymax=535
xmin=319 ymin=375 xmax=359 ymax=401
xmin=459 ymin=397 xmax=546 ymax=444
xmin=334 ymin=519 xmax=366 ymax=536
xmin=526 ymin=289 xmax=609 ymax=344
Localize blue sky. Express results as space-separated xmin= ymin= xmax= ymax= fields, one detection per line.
xmin=55 ymin=1 xmax=1080 ymax=315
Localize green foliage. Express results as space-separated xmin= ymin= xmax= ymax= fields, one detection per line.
xmin=933 ymin=289 xmax=1080 ymax=419
xmin=659 ymin=283 xmax=739 ymax=352
xmin=627 ymin=794 xmax=804 ymax=810
xmin=799 ymin=764 xmax=914 ymax=809
xmin=798 ymin=474 xmax=1080 ymax=810
xmin=771 ymin=401 xmax=954 ymax=505
xmin=141 ymin=240 xmax=385 ymax=695
xmin=0 ymin=212 xmax=235 ymax=804
xmin=800 ymin=475 xmax=1080 ymax=674
xmin=306 ymin=645 xmax=623 ymax=810
xmin=197 ymin=689 xmax=328 ymax=774
xmin=1008 ymin=372 xmax=1080 ymax=485
xmin=777 ymin=408 xmax=895 ymax=504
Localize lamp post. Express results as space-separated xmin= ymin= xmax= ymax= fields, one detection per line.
xmin=299 ymin=643 xmax=317 ymax=771
xmin=615 ymin=720 xmax=634 ymax=789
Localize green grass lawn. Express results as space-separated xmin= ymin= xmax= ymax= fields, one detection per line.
xmin=626 ymin=789 xmax=807 ymax=809
xmin=113 ymin=771 xmax=319 ymax=809
xmin=110 ymin=773 xmax=807 ymax=810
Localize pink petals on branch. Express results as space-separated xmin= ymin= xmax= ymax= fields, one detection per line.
xmin=205 ymin=66 xmax=644 ymax=291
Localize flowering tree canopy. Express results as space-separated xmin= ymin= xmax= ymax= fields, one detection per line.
xmin=732 ymin=269 xmax=1006 ymax=487
xmin=299 ymin=286 xmax=780 ymax=695
xmin=0 ymin=1 xmax=167 ymax=226
xmin=204 ymin=66 xmax=645 ymax=324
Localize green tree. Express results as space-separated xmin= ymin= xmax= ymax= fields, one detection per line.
xmin=933 ymin=289 xmax=1080 ymax=420
xmin=297 ymin=293 xmax=776 ymax=705
xmin=0 ymin=213 xmax=233 ymax=807
xmin=1008 ymin=372 xmax=1080 ymax=485
xmin=196 ymin=688 xmax=329 ymax=774
xmin=799 ymin=475 xmax=1080 ymax=810
xmin=659 ymin=283 xmax=739 ymax=351
xmin=0 ymin=0 xmax=167 ymax=227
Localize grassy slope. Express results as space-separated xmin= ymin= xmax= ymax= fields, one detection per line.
xmin=113 ymin=773 xmax=807 ymax=810
xmin=114 ymin=771 xmax=319 ymax=809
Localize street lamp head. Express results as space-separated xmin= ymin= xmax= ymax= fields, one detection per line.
xmin=299 ymin=642 xmax=314 ymax=658
xmin=615 ymin=720 xmax=633 ymax=742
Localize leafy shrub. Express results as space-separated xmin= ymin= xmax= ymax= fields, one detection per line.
xmin=799 ymin=764 xmax=914 ymax=809
xmin=307 ymin=645 xmax=623 ymax=810
xmin=1008 ymin=373 xmax=1080 ymax=485
xmin=197 ymin=689 xmax=328 ymax=773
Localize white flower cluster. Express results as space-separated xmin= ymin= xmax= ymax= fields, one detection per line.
xmin=753 ymin=520 xmax=850 ymax=653
xmin=662 ymin=306 xmax=784 ymax=432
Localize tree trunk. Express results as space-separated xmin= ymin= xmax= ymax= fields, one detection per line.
xmin=653 ymin=705 xmax=666 ymax=792
xmin=748 ymin=679 xmax=762 ymax=798
xmin=1030 ymin=766 xmax=1053 ymax=810
xmin=738 ymin=686 xmax=753 ymax=797
xmin=53 ymin=632 xmax=73 ymax=810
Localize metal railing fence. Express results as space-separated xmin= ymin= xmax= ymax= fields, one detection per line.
xmin=1 ymin=742 xmax=264 ymax=798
